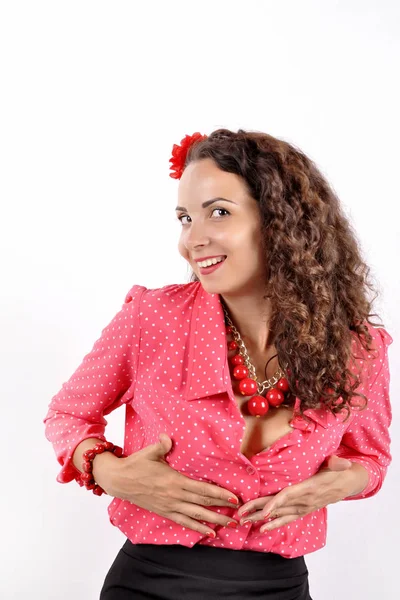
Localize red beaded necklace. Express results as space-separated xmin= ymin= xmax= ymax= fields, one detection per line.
xmin=223 ymin=305 xmax=290 ymax=417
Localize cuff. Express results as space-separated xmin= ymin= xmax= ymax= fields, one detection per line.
xmin=55 ymin=431 xmax=107 ymax=484
xmin=338 ymin=455 xmax=382 ymax=500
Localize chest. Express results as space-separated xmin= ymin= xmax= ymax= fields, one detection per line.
xmin=227 ymin=342 xmax=295 ymax=459
xmin=134 ymin=322 xmax=342 ymax=463
xmin=232 ymin=390 xmax=295 ymax=459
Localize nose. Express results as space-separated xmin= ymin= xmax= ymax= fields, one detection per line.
xmin=183 ymin=220 xmax=210 ymax=251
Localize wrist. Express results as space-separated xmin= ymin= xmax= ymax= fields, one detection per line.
xmin=92 ymin=450 xmax=121 ymax=493
xmin=79 ymin=441 xmax=124 ymax=495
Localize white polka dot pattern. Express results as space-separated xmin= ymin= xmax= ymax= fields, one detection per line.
xmin=43 ymin=282 xmax=393 ymax=559
xmin=335 ymin=326 xmax=393 ymax=500
xmin=43 ymin=285 xmax=146 ymax=483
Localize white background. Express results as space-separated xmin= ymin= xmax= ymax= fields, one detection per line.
xmin=1 ymin=1 xmax=399 ymax=598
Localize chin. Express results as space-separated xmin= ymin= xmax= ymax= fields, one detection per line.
xmin=197 ymin=278 xmax=233 ymax=296
xmin=198 ymin=281 xmax=221 ymax=295
xmin=200 ymin=276 xmax=263 ymax=298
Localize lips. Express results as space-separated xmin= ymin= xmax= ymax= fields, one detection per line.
xmin=197 ymin=256 xmax=226 ymax=275
xmin=194 ymin=255 xmax=226 ymax=263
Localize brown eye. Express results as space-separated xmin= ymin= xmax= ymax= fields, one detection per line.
xmin=211 ymin=208 xmax=230 ymax=218
xmin=178 ymin=215 xmax=191 ymax=225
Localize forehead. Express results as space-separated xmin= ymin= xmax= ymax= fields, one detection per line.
xmin=178 ymin=158 xmax=251 ymax=205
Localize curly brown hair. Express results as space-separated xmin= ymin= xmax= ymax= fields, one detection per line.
xmin=184 ymin=128 xmax=384 ymax=420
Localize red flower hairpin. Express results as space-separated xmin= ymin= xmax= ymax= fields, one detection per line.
xmin=169 ymin=132 xmax=207 ymax=179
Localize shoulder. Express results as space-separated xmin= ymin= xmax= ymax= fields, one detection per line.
xmin=351 ymin=320 xmax=393 ymax=389
xmin=352 ymin=321 xmax=393 ymax=357
xmin=123 ymin=281 xmax=202 ymax=311
xmin=369 ymin=322 xmax=393 ymax=351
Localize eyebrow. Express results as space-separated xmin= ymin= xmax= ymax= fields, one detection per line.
xmin=175 ymin=197 xmax=238 ymax=212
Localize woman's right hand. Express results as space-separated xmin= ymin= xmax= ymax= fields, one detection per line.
xmin=97 ymin=433 xmax=241 ymax=537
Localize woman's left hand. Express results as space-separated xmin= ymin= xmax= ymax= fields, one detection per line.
xmin=237 ymin=455 xmax=367 ymax=534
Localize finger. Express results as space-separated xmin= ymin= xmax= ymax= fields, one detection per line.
xmin=171 ymin=503 xmax=239 ymax=529
xmin=240 ymin=505 xmax=304 ymax=525
xmin=142 ymin=433 xmax=173 ymax=460
xmin=258 ymin=488 xmax=305 ymax=519
xmin=239 ymin=508 xmax=265 ymax=525
xmin=260 ymin=514 xmax=300 ymax=533
xmin=167 ymin=511 xmax=218 ymax=538
xmin=182 ymin=479 xmax=241 ymax=507
xmin=239 ymin=505 xmax=274 ymax=524
xmin=181 ymin=488 xmax=242 ymax=509
xmin=238 ymin=497 xmax=273 ymax=518
xmin=239 ymin=497 xmax=285 ymax=523
xmin=264 ymin=505 xmax=307 ymax=520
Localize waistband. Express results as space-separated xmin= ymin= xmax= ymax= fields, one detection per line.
xmin=122 ymin=540 xmax=307 ymax=582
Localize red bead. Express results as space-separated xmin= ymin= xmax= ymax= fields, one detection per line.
xmin=93 ymin=444 xmax=105 ymax=453
xmin=83 ymin=460 xmax=92 ymax=473
xmin=228 ymin=340 xmax=238 ymax=351
xmin=230 ymin=354 xmax=244 ymax=366
xmin=83 ymin=449 xmax=96 ymax=461
xmin=277 ymin=377 xmax=289 ymax=392
xmin=225 ymin=326 xmax=233 ymax=334
xmin=93 ymin=485 xmax=104 ymax=496
xmin=266 ymin=388 xmax=285 ymax=407
xmin=239 ymin=378 xmax=258 ymax=396
xmin=77 ymin=440 xmax=123 ymax=496
xmin=248 ymin=395 xmax=270 ymax=417
xmin=233 ymin=365 xmax=249 ymax=380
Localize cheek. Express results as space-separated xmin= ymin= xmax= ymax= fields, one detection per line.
xmin=178 ymin=236 xmax=189 ymax=260
xmin=231 ymin=226 xmax=260 ymax=253
xmin=231 ymin=227 xmax=264 ymax=268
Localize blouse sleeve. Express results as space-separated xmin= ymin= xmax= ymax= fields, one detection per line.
xmin=43 ymin=284 xmax=146 ymax=484
xmin=335 ymin=326 xmax=393 ymax=501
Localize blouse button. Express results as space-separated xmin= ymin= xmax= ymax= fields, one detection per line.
xmin=246 ymin=466 xmax=255 ymax=475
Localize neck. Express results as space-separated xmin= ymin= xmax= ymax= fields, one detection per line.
xmin=220 ymin=291 xmax=273 ymax=352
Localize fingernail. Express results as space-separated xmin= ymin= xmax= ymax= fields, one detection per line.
xmin=205 ymin=531 xmax=216 ymax=538
xmin=226 ymin=520 xmax=238 ymax=528
xmin=242 ymin=519 xmax=252 ymax=526
xmin=240 ymin=510 xmax=250 ymax=518
xmin=263 ymin=512 xmax=271 ymax=520
xmin=228 ymin=497 xmax=239 ymax=505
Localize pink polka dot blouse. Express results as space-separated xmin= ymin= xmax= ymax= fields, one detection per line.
xmin=43 ymin=282 xmax=393 ymax=558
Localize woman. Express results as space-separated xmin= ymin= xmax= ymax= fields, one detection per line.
xmin=44 ymin=128 xmax=393 ymax=599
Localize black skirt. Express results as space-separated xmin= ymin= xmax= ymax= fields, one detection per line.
xmin=99 ymin=538 xmax=313 ymax=599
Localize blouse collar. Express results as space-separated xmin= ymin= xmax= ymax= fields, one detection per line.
xmin=184 ymin=283 xmax=229 ymax=400
xmin=184 ymin=283 xmax=340 ymax=432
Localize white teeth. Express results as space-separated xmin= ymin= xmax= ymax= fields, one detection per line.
xmin=198 ymin=256 xmax=225 ymax=268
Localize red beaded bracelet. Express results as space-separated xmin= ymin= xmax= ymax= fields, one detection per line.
xmin=77 ymin=440 xmax=124 ymax=496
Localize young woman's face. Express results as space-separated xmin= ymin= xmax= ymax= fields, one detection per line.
xmin=177 ymin=158 xmax=267 ymax=296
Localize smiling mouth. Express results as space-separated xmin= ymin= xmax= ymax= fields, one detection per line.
xmin=196 ymin=256 xmax=226 ymax=268
xmin=197 ymin=257 xmax=227 ymax=275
